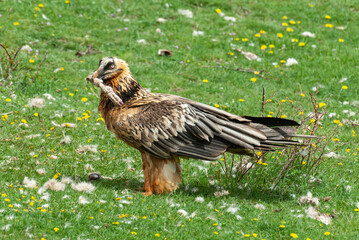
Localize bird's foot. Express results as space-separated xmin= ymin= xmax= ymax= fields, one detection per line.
xmin=141 ymin=191 xmax=153 ymax=196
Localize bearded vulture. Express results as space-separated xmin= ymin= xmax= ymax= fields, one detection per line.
xmin=86 ymin=57 xmax=307 ymax=195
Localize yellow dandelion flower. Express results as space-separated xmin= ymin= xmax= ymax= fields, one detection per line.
xmin=251 ymin=78 xmax=257 ymax=82
xmin=302 ymin=161 xmax=306 ymax=165
xmin=269 ymin=44 xmax=275 ymax=48
xmin=228 ymin=52 xmax=234 ymax=56
xmin=21 ymin=119 xmax=27 ymax=124
xmin=253 ymin=233 xmax=258 ymax=237
xmin=155 ymin=233 xmax=161 ymax=237
xmin=81 ymin=97 xmax=88 ymax=102
xmin=318 ymin=102 xmax=326 ymax=108
xmin=299 ymin=42 xmax=306 ymax=47
xmin=5 ymin=98 xmax=11 ymax=102
xmin=242 ymin=38 xmax=249 ymax=42
xmin=281 ymin=115 xmax=287 ymax=118
xmin=324 ymin=232 xmax=330 ymax=236
xmin=325 ymin=15 xmax=331 ymax=19
xmin=54 ymin=227 xmax=59 ymax=232
xmin=325 ymin=24 xmax=334 ymax=28
xmin=65 ymin=0 xmax=70 ymax=3
xmin=215 ymin=104 xmax=220 ymax=108
xmin=60 ymin=67 xmax=64 ymax=71
xmin=300 ymin=93 xmax=305 ymax=97
xmin=131 ymin=232 xmax=137 ymax=235
xmin=239 ymin=99 xmax=245 ymax=102
xmin=260 ymin=30 xmax=266 ymax=34
xmin=261 ymin=45 xmax=267 ymax=50
xmin=338 ymin=163 xmax=343 ymax=166
xmin=279 ymin=225 xmax=285 ymax=228
xmin=277 ymin=33 xmax=283 ymax=38
xmin=287 ymin=27 xmax=294 ymax=32
xmin=342 ymin=85 xmax=348 ymax=90
xmin=34 ymin=112 xmax=39 ymax=117
xmin=281 ymin=99 xmax=286 ymax=103
xmin=282 ymin=22 xmax=288 ymax=26
xmin=338 ymin=38 xmax=344 ymax=42
xmin=202 ymin=79 xmax=208 ymax=83
xmin=38 ymin=4 xmax=44 ymax=8
xmin=69 ymin=93 xmax=74 ymax=96
xmin=292 ymin=38 xmax=299 ymax=42
xmin=235 ymin=38 xmax=239 ymax=41
xmin=282 ymin=16 xmax=288 ymax=20
xmin=13 ymin=22 xmax=20 ymax=26
xmin=216 ymin=9 xmax=221 ymax=14
xmin=290 ymin=233 xmax=298 ymax=238
xmin=297 ymin=21 xmax=301 ymax=24
xmin=289 ymin=20 xmax=296 ymax=25
xmin=354 ymin=209 xmax=359 ymax=212
xmin=214 ymin=232 xmax=218 ymax=235
xmin=309 ymin=4 xmax=314 ymax=7
xmin=29 ymin=59 xmax=35 ymax=63
xmin=244 ymin=234 xmax=250 ymax=237
xmin=254 ymin=33 xmax=261 ymax=38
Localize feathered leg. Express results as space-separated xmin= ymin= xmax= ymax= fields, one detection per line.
xmin=140 ymin=150 xmax=182 ymax=195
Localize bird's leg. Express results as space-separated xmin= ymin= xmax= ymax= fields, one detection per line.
xmin=86 ymin=75 xmax=124 ymax=106
xmin=140 ymin=150 xmax=182 ymax=195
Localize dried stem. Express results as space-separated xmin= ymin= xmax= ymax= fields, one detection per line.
xmin=31 ymin=51 xmax=48 ymax=83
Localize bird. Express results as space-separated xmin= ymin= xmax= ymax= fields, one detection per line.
xmin=86 ymin=57 xmax=307 ymax=195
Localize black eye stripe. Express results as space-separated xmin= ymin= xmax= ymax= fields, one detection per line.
xmin=104 ymin=61 xmax=114 ymax=70
xmin=99 ymin=59 xmax=102 ymax=66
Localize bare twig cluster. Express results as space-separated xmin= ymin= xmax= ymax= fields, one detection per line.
xmin=0 ymin=43 xmax=48 ymax=85
xmin=218 ymin=86 xmax=342 ymax=190
xmin=0 ymin=44 xmax=21 ymax=81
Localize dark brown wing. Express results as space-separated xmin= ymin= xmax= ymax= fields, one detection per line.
xmin=112 ymin=94 xmax=301 ymax=161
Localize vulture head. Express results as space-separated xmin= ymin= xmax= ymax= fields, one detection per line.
xmin=86 ymin=57 xmax=130 ymax=83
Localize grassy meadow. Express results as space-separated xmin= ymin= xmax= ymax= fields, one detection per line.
xmin=1 ymin=0 xmax=358 ymax=239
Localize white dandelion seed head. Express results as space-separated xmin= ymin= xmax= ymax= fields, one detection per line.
xmin=137 ymin=39 xmax=147 ymax=44
xmin=23 ymin=177 xmax=37 ymax=189
xmin=178 ymin=9 xmax=193 ymax=18
xmin=28 ymin=97 xmax=45 ymax=108
xmin=78 ymin=196 xmax=89 ymax=204
xmin=254 ymin=203 xmax=266 ymax=210
xmin=71 ymin=182 xmax=95 ymax=193
xmin=157 ymin=18 xmax=166 ymax=23
xmin=77 ymin=145 xmax=98 ymax=154
xmin=60 ymin=135 xmax=72 ymax=145
xmin=43 ymin=93 xmax=56 ymax=100
xmin=177 ymin=209 xmax=188 ymax=216
xmin=224 ymin=16 xmax=236 ymax=22
xmin=193 ymin=30 xmax=204 ymax=37
xmin=84 ymin=163 xmax=94 ymax=171
xmin=195 ymin=196 xmax=204 ymax=203
xmin=36 ymin=168 xmax=47 ymax=175
xmin=301 ymin=31 xmax=316 ymax=38
xmin=285 ymin=58 xmax=298 ymax=66
xmin=226 ymin=206 xmax=239 ymax=214
xmin=43 ymin=179 xmax=66 ymax=191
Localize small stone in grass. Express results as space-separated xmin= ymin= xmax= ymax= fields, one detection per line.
xmin=88 ymin=172 xmax=101 ymax=181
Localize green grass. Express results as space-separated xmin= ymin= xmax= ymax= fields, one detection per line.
xmin=1 ymin=0 xmax=359 ymax=239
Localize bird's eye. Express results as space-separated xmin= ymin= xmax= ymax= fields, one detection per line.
xmin=110 ymin=64 xmax=115 ymax=69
